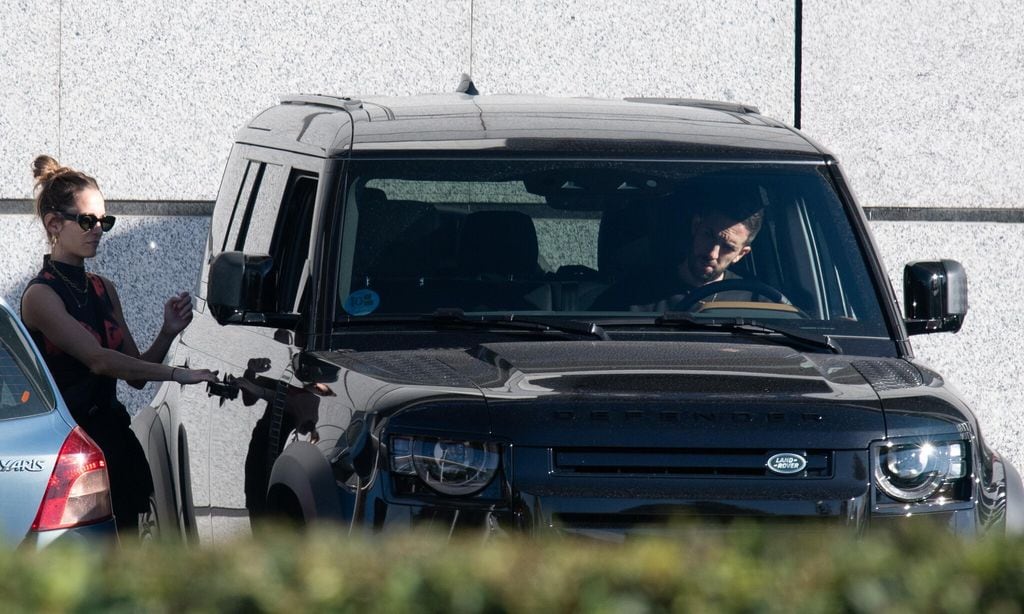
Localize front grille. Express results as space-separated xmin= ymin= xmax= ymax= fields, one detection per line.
xmin=552 ymin=448 xmax=832 ymax=478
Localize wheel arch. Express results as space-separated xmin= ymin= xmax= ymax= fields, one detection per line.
xmin=266 ymin=441 xmax=343 ymax=523
xmin=130 ymin=404 xmax=180 ymax=538
xmin=1002 ymin=458 xmax=1024 ymax=535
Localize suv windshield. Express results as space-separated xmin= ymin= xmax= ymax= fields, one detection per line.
xmin=336 ymin=159 xmax=887 ymax=339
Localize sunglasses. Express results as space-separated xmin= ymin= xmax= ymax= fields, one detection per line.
xmin=57 ymin=211 xmax=117 ymax=232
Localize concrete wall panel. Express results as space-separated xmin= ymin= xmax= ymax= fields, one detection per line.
xmin=473 ymin=0 xmax=795 ymax=122
xmin=803 ymin=1 xmax=1024 ymax=208
xmin=56 ymin=0 xmax=471 ymax=200
xmin=1 ymin=1 xmax=60 ymax=198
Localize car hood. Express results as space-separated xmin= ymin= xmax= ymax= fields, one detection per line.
xmin=0 ymin=410 xmax=68 ymax=546
xmin=331 ymin=340 xmax=932 ymax=449
xmin=469 ymin=341 xmax=890 ymax=448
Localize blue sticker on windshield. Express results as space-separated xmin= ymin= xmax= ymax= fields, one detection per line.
xmin=343 ymin=289 xmax=380 ymax=316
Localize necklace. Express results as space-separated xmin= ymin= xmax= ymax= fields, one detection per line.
xmin=47 ymin=260 xmax=90 ymax=308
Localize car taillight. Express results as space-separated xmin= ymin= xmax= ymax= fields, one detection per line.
xmin=31 ymin=426 xmax=113 ymax=531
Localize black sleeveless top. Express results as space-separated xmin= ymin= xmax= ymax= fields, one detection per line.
xmin=23 ymin=256 xmax=126 ymax=419
xmin=24 ymin=256 xmax=154 ymax=524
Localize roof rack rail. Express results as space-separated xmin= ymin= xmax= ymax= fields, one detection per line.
xmin=624 ymin=97 xmax=760 ymax=115
xmin=280 ymin=94 xmax=364 ymax=111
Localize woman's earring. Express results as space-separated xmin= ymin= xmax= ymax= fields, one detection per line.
xmin=49 ymin=234 xmax=58 ymax=249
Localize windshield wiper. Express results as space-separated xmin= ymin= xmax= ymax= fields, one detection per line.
xmin=654 ymin=311 xmax=843 ymax=354
xmin=432 ymin=308 xmax=610 ymax=340
xmin=333 ymin=308 xmax=610 ymax=341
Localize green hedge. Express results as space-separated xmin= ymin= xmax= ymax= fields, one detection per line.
xmin=3 ymin=524 xmax=1024 ymax=613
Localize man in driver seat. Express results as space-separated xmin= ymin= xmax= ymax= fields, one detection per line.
xmin=630 ymin=195 xmax=764 ymax=312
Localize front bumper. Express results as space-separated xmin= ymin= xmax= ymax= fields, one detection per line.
xmin=366 ymin=493 xmax=983 ymax=540
xmin=19 ymin=517 xmax=119 ymax=550
xmin=356 ymin=445 xmax=989 ymax=538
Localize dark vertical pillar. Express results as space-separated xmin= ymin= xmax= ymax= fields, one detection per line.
xmin=794 ymin=0 xmax=803 ymax=129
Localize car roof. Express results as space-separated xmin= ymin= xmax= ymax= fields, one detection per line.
xmin=237 ymin=92 xmax=830 ymax=161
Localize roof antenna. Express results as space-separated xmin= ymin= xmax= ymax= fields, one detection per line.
xmin=456 ymin=73 xmax=479 ymax=96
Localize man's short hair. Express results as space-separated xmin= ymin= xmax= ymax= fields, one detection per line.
xmin=731 ymin=206 xmax=764 ymax=244
xmin=689 ymin=177 xmax=766 ymax=245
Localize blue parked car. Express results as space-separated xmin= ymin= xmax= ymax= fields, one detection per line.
xmin=0 ymin=297 xmax=116 ymax=548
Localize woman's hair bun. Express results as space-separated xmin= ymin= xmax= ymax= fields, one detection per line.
xmin=32 ymin=154 xmax=64 ymax=185
xmin=31 ymin=155 xmax=99 ymax=219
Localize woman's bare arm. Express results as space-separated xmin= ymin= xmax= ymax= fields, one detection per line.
xmin=22 ymin=283 xmax=216 ymax=385
xmin=100 ymin=276 xmax=189 ymax=388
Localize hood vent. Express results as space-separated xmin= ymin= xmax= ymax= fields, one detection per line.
xmin=852 ymin=360 xmax=923 ymax=391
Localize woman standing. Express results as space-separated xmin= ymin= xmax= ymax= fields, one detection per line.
xmin=20 ymin=155 xmax=218 ymax=536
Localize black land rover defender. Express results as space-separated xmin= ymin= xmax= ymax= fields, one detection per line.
xmin=134 ymin=83 xmax=1024 ymax=541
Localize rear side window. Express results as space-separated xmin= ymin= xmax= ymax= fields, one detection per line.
xmin=268 ymin=174 xmax=319 ymax=313
xmin=220 ymin=161 xmax=262 ymax=253
xmin=0 ymin=311 xmax=55 ymax=420
xmin=224 ymin=162 xmax=319 ymax=314
xmin=227 ymin=162 xmax=286 ymax=253
xmin=209 ymin=149 xmax=253 ymax=255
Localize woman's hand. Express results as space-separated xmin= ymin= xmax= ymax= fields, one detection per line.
xmin=161 ymin=292 xmax=194 ymax=337
xmin=172 ymin=367 xmax=219 ymax=385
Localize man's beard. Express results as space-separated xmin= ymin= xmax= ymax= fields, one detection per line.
xmin=693 ymin=260 xmax=724 ymax=283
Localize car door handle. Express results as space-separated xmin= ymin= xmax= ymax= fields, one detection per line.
xmin=207 ymin=377 xmax=240 ymax=400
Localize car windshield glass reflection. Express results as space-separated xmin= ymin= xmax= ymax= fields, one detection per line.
xmin=336 ymin=160 xmax=886 ymax=338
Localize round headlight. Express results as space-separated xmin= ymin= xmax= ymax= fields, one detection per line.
xmin=412 ymin=438 xmax=500 ymax=496
xmin=875 ymin=443 xmax=948 ymax=502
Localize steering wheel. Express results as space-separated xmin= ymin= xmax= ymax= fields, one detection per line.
xmin=671 ymin=278 xmax=791 ymax=312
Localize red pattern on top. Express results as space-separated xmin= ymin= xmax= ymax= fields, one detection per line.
xmin=104 ymin=319 xmax=124 ymax=350
xmin=89 ymin=274 xmax=106 ymax=297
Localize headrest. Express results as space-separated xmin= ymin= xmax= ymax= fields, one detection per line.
xmin=458 ymin=211 xmax=540 ymax=278
xmin=358 ymin=186 xmax=387 ymax=207
xmin=598 ymin=207 xmax=653 ymax=277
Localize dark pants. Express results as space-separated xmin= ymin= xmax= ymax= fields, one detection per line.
xmin=74 ymin=402 xmax=154 ymax=536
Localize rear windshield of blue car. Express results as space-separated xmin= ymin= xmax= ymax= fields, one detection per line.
xmin=0 ymin=309 xmax=55 ymax=420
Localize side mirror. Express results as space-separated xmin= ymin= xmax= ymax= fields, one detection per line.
xmin=292 ymin=352 xmax=340 ymax=384
xmin=903 ymin=260 xmax=968 ymax=335
xmin=208 ymin=251 xmax=297 ymax=328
